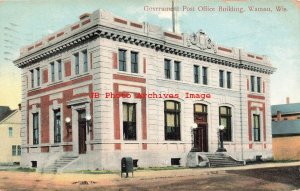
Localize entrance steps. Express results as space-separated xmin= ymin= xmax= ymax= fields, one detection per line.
xmin=40 ymin=155 xmax=78 ymax=173
xmin=206 ymin=153 xmax=245 ymax=167
xmin=187 ymin=152 xmax=245 ymax=168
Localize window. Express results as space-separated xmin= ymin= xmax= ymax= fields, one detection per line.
xmin=253 ymin=114 xmax=260 ymax=142
xmin=30 ymin=70 xmax=34 ymax=88
xmin=227 ymin=71 xmax=231 ymax=89
xmin=250 ymin=76 xmax=255 ymax=92
xmin=8 ymin=127 xmax=13 ymax=137
xmin=12 ymin=145 xmax=16 ymax=156
xmin=37 ymin=68 xmax=40 ymax=86
xmin=194 ymin=65 xmax=199 ymax=83
xmin=50 ymin=62 xmax=55 ymax=82
xmin=164 ymin=101 xmax=181 ymax=140
xmin=219 ymin=70 xmax=224 ymax=87
xmin=123 ymin=103 xmax=136 ymax=140
xmin=131 ymin=51 xmax=138 ymax=73
xmin=171 ymin=158 xmax=180 ymax=166
xmin=54 ymin=109 xmax=61 ymax=143
xmin=58 ymin=60 xmax=62 ymax=81
xmin=33 ymin=113 xmax=39 ymax=145
xmin=194 ymin=104 xmax=207 ymax=123
xmin=30 ymin=68 xmax=41 ymax=88
xmin=74 ymin=53 xmax=79 ymax=75
xmin=164 ymin=59 xmax=171 ymax=79
xmin=219 ymin=106 xmax=232 ymax=141
xmin=257 ymin=77 xmax=261 ymax=93
xmin=202 ymin=67 xmax=208 ymax=85
xmin=82 ymin=50 xmax=88 ymax=73
xmin=174 ymin=61 xmax=180 ymax=80
xmin=118 ymin=49 xmax=126 ymax=72
xmin=17 ymin=145 xmax=21 ymax=155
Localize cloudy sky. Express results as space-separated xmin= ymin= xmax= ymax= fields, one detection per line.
xmin=0 ymin=0 xmax=299 ymax=109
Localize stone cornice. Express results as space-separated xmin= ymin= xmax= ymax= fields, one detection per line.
xmin=14 ymin=24 xmax=276 ymax=74
xmin=14 ymin=25 xmax=100 ymax=68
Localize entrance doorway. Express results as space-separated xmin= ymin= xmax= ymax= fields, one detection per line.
xmin=193 ymin=104 xmax=208 ymax=152
xmin=78 ymin=110 xmax=87 ymax=154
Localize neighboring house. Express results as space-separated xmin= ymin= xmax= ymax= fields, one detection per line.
xmin=272 ymin=100 xmax=300 ymax=160
xmin=0 ymin=105 xmax=22 ymax=164
xmin=14 ymin=10 xmax=275 ymax=171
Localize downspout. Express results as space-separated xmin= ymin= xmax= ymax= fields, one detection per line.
xmin=239 ymin=49 xmax=244 ymax=160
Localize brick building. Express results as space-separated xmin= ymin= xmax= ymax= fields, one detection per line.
xmin=272 ymin=100 xmax=300 ymax=160
xmin=14 ymin=10 xmax=275 ymax=171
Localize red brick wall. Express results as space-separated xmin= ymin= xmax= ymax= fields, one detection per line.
xmin=64 ymin=60 xmax=71 ymax=77
xmin=41 ymin=95 xmax=50 ymax=143
xmin=27 ymin=75 xmax=93 ymax=152
xmin=112 ymin=52 xmax=118 ymax=69
xmin=63 ymin=145 xmax=73 ymax=152
xmin=113 ymin=83 xmax=120 ymax=140
xmin=113 ymin=74 xmax=146 ymax=83
xmin=41 ymin=146 xmax=49 ymax=153
xmin=28 ymin=75 xmax=92 ymax=97
xmin=62 ymin=89 xmax=73 ymax=142
xmin=43 ymin=69 xmax=48 ymax=83
xmin=247 ymin=98 xmax=267 ymax=149
xmin=113 ymin=82 xmax=147 ymax=150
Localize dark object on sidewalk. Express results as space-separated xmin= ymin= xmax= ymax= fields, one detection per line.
xmin=121 ymin=157 xmax=133 ymax=178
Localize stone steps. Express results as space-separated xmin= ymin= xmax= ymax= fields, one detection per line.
xmin=41 ymin=156 xmax=78 ymax=173
xmin=205 ymin=153 xmax=245 ymax=168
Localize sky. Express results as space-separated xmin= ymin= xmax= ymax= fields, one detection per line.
xmin=0 ymin=0 xmax=299 ymax=109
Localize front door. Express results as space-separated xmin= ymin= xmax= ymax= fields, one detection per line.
xmin=193 ymin=124 xmax=208 ymax=152
xmin=193 ymin=104 xmax=208 ymax=152
xmin=78 ymin=110 xmax=87 ymax=154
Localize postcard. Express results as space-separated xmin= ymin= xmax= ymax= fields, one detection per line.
xmin=0 ymin=0 xmax=299 ymax=190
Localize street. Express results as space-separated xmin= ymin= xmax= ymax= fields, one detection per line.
xmin=0 ymin=162 xmax=299 ymax=191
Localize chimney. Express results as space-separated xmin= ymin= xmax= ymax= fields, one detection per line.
xmin=79 ymin=13 xmax=90 ymax=20
xmin=286 ymin=97 xmax=290 ymax=104
xmin=277 ymin=111 xmax=281 ymax=121
xmin=18 ymin=103 xmax=21 ymax=111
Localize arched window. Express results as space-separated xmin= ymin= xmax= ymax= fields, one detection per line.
xmin=164 ymin=101 xmax=181 ymax=140
xmin=219 ymin=106 xmax=232 ymax=141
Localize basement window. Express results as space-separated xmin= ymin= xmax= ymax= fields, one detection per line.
xmin=133 ymin=159 xmax=138 ymax=168
xmin=171 ymin=158 xmax=180 ymax=166
xmin=31 ymin=161 xmax=37 ymax=168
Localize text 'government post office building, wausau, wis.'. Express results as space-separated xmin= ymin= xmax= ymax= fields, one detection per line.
xmin=14 ymin=9 xmax=276 ymax=171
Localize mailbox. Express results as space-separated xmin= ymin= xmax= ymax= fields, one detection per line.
xmin=121 ymin=157 xmax=133 ymax=178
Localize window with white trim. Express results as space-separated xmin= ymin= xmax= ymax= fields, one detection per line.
xmin=118 ymin=49 xmax=127 ymax=72
xmin=53 ymin=109 xmax=61 ymax=143
xmin=164 ymin=101 xmax=181 ymax=140
xmin=253 ymin=114 xmax=261 ymax=142
xmin=33 ymin=113 xmax=39 ymax=145
xmin=123 ymin=103 xmax=136 ymax=140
